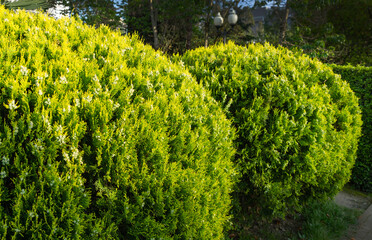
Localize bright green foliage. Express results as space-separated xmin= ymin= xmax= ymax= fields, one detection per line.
xmin=331 ymin=64 xmax=372 ymax=192
xmin=0 ymin=6 xmax=236 ymax=239
xmin=180 ymin=42 xmax=362 ymax=216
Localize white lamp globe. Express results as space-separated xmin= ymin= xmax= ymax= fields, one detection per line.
xmin=214 ymin=12 xmax=224 ymax=27
xmin=228 ymin=9 xmax=238 ymax=26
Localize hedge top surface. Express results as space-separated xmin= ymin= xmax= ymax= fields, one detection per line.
xmin=0 ymin=7 xmax=236 ymax=239
xmin=181 ymin=42 xmax=362 ymax=216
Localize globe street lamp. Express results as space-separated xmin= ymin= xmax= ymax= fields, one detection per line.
xmin=214 ymin=9 xmax=238 ymax=44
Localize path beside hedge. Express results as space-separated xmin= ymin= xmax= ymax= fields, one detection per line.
xmin=352 ymin=205 xmax=372 ymax=240
xmin=335 ymin=190 xmax=372 ymax=240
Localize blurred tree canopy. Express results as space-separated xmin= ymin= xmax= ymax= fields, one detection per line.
xmin=122 ymin=0 xmax=253 ymax=53
xmin=1 ymin=0 xmax=371 ymax=65
xmin=259 ymin=0 xmax=372 ymax=65
xmin=60 ymin=0 xmax=122 ymax=28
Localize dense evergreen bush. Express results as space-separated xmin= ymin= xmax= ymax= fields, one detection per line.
xmin=179 ymin=42 xmax=362 ymax=216
xmin=331 ymin=64 xmax=372 ymax=192
xmin=0 ymin=7 xmax=237 ymax=239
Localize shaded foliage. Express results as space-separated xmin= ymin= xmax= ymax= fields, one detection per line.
xmin=331 ymin=65 xmax=372 ymax=192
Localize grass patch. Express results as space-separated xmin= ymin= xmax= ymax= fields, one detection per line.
xmin=229 ymin=199 xmax=361 ymax=240
xmin=297 ymin=200 xmax=361 ymax=240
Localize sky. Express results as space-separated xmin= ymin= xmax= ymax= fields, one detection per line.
xmin=240 ymin=0 xmax=286 ymax=8
xmin=47 ymin=1 xmax=68 ymax=19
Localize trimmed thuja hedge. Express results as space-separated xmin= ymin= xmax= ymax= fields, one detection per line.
xmin=331 ymin=65 xmax=372 ymax=192
xmin=0 ymin=7 xmax=237 ymax=239
xmin=179 ymin=42 xmax=362 ymax=216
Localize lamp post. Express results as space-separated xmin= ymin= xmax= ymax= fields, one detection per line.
xmin=214 ymin=9 xmax=238 ymax=44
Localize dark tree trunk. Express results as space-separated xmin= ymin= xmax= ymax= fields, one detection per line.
xmin=204 ymin=0 xmax=213 ymax=47
xmin=149 ymin=0 xmax=159 ymax=49
xmin=279 ymin=0 xmax=290 ymax=44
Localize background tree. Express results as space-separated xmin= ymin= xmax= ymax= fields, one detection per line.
xmin=3 ymin=0 xmax=370 ymax=64
xmin=123 ymin=0 xmax=253 ymax=53
xmin=326 ymin=0 xmax=372 ymax=65
xmin=257 ymin=0 xmax=372 ymax=66
xmin=60 ymin=0 xmax=121 ymax=28
xmin=124 ymin=0 xmax=206 ymax=53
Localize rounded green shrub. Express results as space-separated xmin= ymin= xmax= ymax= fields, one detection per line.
xmin=0 ymin=7 xmax=236 ymax=239
xmin=180 ymin=42 xmax=362 ymax=216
